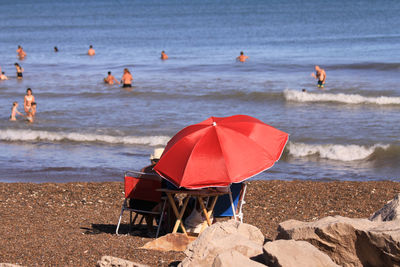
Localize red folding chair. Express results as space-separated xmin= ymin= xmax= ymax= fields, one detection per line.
xmin=116 ymin=170 xmax=166 ymax=238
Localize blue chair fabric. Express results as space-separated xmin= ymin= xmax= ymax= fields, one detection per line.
xmin=213 ymin=183 xmax=243 ymax=217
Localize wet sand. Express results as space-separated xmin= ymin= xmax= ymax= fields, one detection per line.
xmin=1 ymin=180 xmax=399 ymax=266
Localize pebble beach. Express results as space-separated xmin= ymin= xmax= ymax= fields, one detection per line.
xmin=1 ymin=180 xmax=399 ymax=266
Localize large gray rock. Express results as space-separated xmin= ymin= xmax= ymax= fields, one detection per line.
xmin=277 ymin=216 xmax=400 ymax=267
xmin=212 ymin=250 xmax=266 ymax=267
xmin=370 ymin=193 xmax=400 ymax=222
xmin=263 ymin=239 xmax=340 ymax=267
xmin=179 ymin=220 xmax=264 ymax=267
xmin=96 ymin=256 xmax=149 ymax=267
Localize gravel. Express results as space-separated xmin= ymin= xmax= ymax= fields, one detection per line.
xmin=1 ymin=180 xmax=399 ymax=266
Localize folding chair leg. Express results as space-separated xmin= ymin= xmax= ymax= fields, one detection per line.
xmin=116 ymin=199 xmax=127 ymax=235
xmin=140 ymin=215 xmax=146 ymax=224
xmin=238 ymin=184 xmax=247 ymax=223
xmin=132 ymin=213 xmax=139 ymax=225
xmin=228 ymin=191 xmax=237 ymax=221
xmin=129 ymin=211 xmax=132 ymax=233
xmin=156 ymin=198 xmax=167 ymax=238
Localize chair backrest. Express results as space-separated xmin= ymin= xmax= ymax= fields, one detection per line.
xmin=124 ymin=171 xmax=162 ymax=203
xmin=213 ymin=183 xmax=246 ymax=217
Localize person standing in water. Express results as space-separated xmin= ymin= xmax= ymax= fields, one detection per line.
xmin=88 ymin=45 xmax=95 ymax=56
xmin=14 ymin=63 xmax=24 ymax=79
xmin=161 ymin=51 xmax=168 ymax=60
xmin=311 ymin=65 xmax=326 ymax=88
xmin=121 ymin=68 xmax=133 ymax=88
xmin=24 ymin=88 xmax=35 ymax=114
xmin=0 ymin=72 xmax=8 ymax=80
xmin=17 ymin=45 xmax=27 ymax=59
xmin=26 ymin=102 xmax=37 ymax=123
xmin=104 ymin=71 xmax=120 ymax=85
xmin=236 ymin=51 xmax=248 ymax=62
xmin=10 ymin=102 xmax=24 ymax=121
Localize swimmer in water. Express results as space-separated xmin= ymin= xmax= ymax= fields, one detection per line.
xmin=88 ymin=45 xmax=95 ymax=56
xmin=54 ymin=46 xmax=59 ymax=52
xmin=121 ymin=68 xmax=133 ymax=88
xmin=311 ymin=65 xmax=326 ymax=88
xmin=24 ymin=88 xmax=35 ymax=114
xmin=10 ymin=102 xmax=24 ymax=121
xmin=236 ymin=51 xmax=248 ymax=62
xmin=0 ymin=72 xmax=8 ymax=80
xmin=104 ymin=71 xmax=120 ymax=85
xmin=17 ymin=45 xmax=27 ymax=59
xmin=161 ymin=51 xmax=168 ymax=60
xmin=26 ymin=102 xmax=37 ymax=123
xmin=14 ymin=63 xmax=24 ymax=79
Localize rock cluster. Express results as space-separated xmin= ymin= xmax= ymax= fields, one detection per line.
xmin=176 ymin=193 xmax=400 ymax=266
xmin=277 ymin=216 xmax=400 ymax=266
xmin=179 ymin=220 xmax=264 ymax=267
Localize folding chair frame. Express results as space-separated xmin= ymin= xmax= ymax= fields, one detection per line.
xmin=116 ymin=170 xmax=167 ymax=238
xmin=226 ymin=182 xmax=248 ymax=223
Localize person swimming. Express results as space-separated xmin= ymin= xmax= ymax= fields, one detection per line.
xmin=54 ymin=46 xmax=59 ymax=52
xmin=88 ymin=45 xmax=95 ymax=56
xmin=104 ymin=71 xmax=120 ymax=85
xmin=161 ymin=51 xmax=168 ymax=60
xmin=236 ymin=51 xmax=248 ymax=62
xmin=14 ymin=63 xmax=24 ymax=79
xmin=16 ymin=45 xmax=26 ymax=59
xmin=121 ymin=68 xmax=133 ymax=88
xmin=0 ymin=72 xmax=8 ymax=80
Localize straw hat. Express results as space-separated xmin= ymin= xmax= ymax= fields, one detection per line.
xmin=150 ymin=148 xmax=164 ymax=160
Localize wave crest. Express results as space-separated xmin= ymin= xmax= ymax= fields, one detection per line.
xmin=286 ymin=142 xmax=390 ymax=161
xmin=284 ymin=89 xmax=400 ymax=105
xmin=0 ymin=129 xmax=170 ymax=146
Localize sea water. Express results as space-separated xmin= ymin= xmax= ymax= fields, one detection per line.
xmin=0 ymin=0 xmax=399 ymax=183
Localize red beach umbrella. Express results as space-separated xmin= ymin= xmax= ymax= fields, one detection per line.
xmin=154 ymin=115 xmax=289 ymax=189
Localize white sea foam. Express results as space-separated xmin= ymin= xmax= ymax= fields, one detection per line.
xmin=284 ymin=89 xmax=400 ymax=105
xmin=0 ymin=129 xmax=170 ymax=146
xmin=287 ymin=142 xmax=389 ymax=161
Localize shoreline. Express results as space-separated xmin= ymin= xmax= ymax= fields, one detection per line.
xmin=1 ymin=180 xmax=399 ymax=266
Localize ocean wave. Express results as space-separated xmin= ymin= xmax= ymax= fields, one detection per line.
xmin=200 ymin=90 xmax=282 ymax=101
xmin=283 ymin=89 xmax=400 ymax=105
xmin=286 ymin=142 xmax=391 ymax=161
xmin=0 ymin=129 xmax=170 ymax=146
xmin=328 ymin=62 xmax=400 ymax=71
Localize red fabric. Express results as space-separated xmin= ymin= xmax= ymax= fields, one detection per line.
xmin=124 ymin=176 xmax=161 ymax=202
xmin=154 ymin=115 xmax=289 ymax=189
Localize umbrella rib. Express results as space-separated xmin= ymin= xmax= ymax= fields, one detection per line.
xmin=214 ymin=127 xmax=231 ymax=182
xmin=180 ymin=126 xmax=230 ymax=187
xmin=179 ymin=135 xmax=203 ymax=187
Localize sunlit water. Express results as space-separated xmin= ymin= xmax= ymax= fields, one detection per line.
xmin=0 ymin=0 xmax=399 ymax=182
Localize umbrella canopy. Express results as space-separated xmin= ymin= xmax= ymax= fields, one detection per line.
xmin=154 ymin=115 xmax=289 ymax=189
